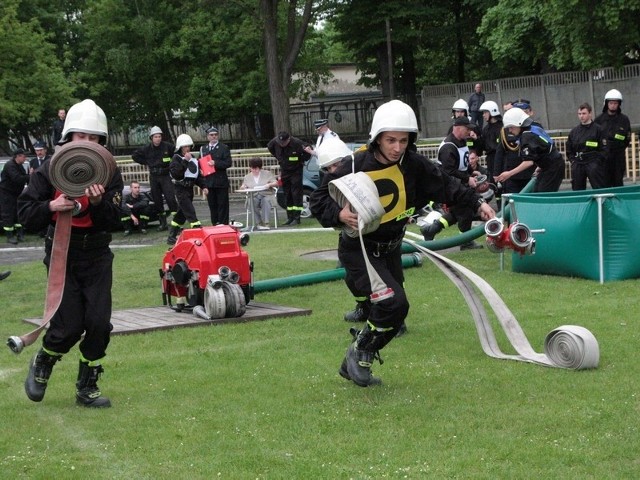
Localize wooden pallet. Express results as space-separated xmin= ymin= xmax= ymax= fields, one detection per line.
xmin=24 ymin=302 xmax=312 ymax=336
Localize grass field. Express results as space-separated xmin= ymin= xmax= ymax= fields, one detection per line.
xmin=1 ymin=225 xmax=639 ymax=479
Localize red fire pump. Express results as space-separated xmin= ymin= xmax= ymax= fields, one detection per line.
xmin=160 ymin=225 xmax=253 ymax=319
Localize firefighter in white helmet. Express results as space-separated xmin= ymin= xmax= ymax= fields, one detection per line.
xmin=18 ymin=99 xmax=124 ymax=408
xmin=496 ymin=107 xmax=565 ymax=192
xmin=132 ymin=126 xmax=178 ymax=231
xmin=167 ymin=134 xmax=209 ymax=245
xmin=594 ymin=89 xmax=631 ymax=187
xmin=310 ymin=100 xmax=495 ymax=387
xmin=316 ymin=137 xmax=352 ymax=174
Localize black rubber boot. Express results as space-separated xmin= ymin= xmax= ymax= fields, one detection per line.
xmin=420 ymin=221 xmax=444 ymax=241
xmin=76 ymin=361 xmax=111 ymax=408
xmin=395 ymin=323 xmax=408 ymax=337
xmin=5 ymin=230 xmax=18 ymax=245
xmin=16 ymin=227 xmax=25 ymax=242
xmin=283 ymin=212 xmax=296 ymax=226
xmin=289 ymin=212 xmax=301 ymax=225
xmin=25 ymin=348 xmax=62 ymax=402
xmin=167 ymin=225 xmax=181 ymax=245
xmin=343 ymin=300 xmax=371 ymax=322
xmin=343 ymin=327 xmax=384 ymax=387
xmin=158 ymin=214 xmax=168 ymax=231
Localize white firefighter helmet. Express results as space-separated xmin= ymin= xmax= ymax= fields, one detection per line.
xmin=502 ymin=107 xmax=532 ymax=128
xmin=452 ymin=98 xmax=469 ymax=113
xmin=60 ymin=99 xmax=108 ymax=144
xmin=317 ymin=138 xmax=353 ymax=169
xmin=149 ymin=126 xmax=163 ymax=138
xmin=604 ymin=89 xmax=622 ymax=102
xmin=175 ymin=134 xmax=194 ymax=151
xmin=603 ymin=89 xmax=623 ymax=111
xmin=369 ymin=100 xmax=418 ymax=142
xmin=480 ymin=100 xmax=500 ymax=117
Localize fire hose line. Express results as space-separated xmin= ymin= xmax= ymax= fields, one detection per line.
xmin=7 ymin=141 xmax=116 ymax=354
xmin=403 ymin=238 xmax=599 ymax=370
xmin=328 ymin=172 xmax=394 ymax=303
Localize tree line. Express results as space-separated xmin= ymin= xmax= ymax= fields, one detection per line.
xmin=1 ymin=0 xmax=638 ymax=154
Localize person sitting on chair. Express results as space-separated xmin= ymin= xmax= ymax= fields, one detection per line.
xmin=240 ymin=157 xmax=278 ymax=230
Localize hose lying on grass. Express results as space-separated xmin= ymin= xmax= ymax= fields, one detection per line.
xmin=404 ymin=238 xmax=599 ymax=370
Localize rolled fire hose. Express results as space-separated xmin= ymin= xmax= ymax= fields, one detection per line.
xmin=403 ymin=238 xmax=599 ymax=370
xmin=6 ymin=141 xmax=116 ymax=354
xmin=328 ymin=173 xmax=393 ymax=302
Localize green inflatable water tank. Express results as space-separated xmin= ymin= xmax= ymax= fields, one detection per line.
xmin=509 ymin=185 xmax=640 ymax=282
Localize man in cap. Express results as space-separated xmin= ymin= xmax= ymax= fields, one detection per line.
xmin=30 ymin=141 xmax=50 ymax=174
xmin=131 ymin=126 xmax=177 ymax=230
xmin=267 ymin=131 xmax=311 ymax=225
xmin=422 ymin=116 xmax=485 ymax=250
xmin=0 ymin=148 xmax=29 ymax=244
xmin=304 ymin=118 xmax=340 ymax=158
xmin=199 ymin=126 xmax=232 ymax=225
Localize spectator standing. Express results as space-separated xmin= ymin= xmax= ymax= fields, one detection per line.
xmin=567 ymin=103 xmax=607 ymax=191
xmin=121 ymin=181 xmax=154 ymax=235
xmin=167 ymin=134 xmax=208 ymax=245
xmin=51 ymin=108 xmax=66 ymax=146
xmin=497 ymin=107 xmax=565 ymax=192
xmin=594 ymin=89 xmax=631 ymax=187
xmin=18 ymin=99 xmax=124 ymax=408
xmin=304 ymin=118 xmax=340 ymax=157
xmin=0 ymin=148 xmax=29 ymax=244
xmin=30 ymin=141 xmax=50 ymax=174
xmin=199 ymin=127 xmax=232 ymax=225
xmin=131 ymin=126 xmax=178 ymax=231
xmin=310 ymin=100 xmax=495 ymax=387
xmin=468 ymin=83 xmax=486 ymax=129
xmin=267 ymin=131 xmax=311 ymax=226
xmin=240 ymin=157 xmax=278 ymax=230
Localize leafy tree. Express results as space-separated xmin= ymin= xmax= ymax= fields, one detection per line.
xmin=183 ymin=1 xmax=271 ymax=146
xmin=479 ymin=0 xmax=640 ymax=72
xmin=259 ymin=0 xmax=319 ymax=133
xmin=0 ymin=0 xmax=74 ymax=153
xmin=329 ymin=0 xmax=494 ymax=112
xmin=77 ymin=0 xmax=186 ymax=141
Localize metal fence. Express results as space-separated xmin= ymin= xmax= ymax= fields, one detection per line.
xmin=421 ymin=64 xmax=640 ymax=137
xmin=116 ymin=132 xmax=640 ymax=196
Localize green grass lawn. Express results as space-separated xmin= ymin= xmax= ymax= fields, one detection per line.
xmin=1 ymin=226 xmax=639 ymax=479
